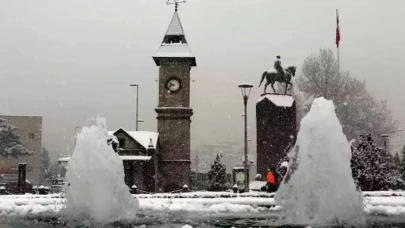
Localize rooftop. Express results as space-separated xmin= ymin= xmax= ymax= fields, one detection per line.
xmin=153 ymin=11 xmax=196 ymax=66
xmin=109 ymin=128 xmax=159 ymax=149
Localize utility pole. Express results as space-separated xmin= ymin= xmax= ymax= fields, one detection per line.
xmin=130 ymin=84 xmax=140 ymax=131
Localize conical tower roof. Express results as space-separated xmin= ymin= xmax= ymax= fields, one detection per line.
xmin=165 ymin=12 xmax=185 ymax=36
xmin=152 ymin=12 xmax=196 ymax=66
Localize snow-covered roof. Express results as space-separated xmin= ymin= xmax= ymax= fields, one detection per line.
xmin=165 ymin=12 xmax=184 ymax=36
xmin=153 ymin=43 xmax=194 ymax=58
xmin=111 ymin=128 xmax=159 ymax=149
xmin=257 ymin=94 xmax=295 ymax=107
xmin=119 ymin=155 xmax=152 ymax=161
xmin=153 ymin=11 xmax=196 ymax=67
xmin=58 ymin=157 xmax=70 ymax=162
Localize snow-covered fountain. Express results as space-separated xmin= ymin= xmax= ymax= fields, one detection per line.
xmin=63 ymin=117 xmax=138 ymax=224
xmin=275 ymin=97 xmax=365 ymax=226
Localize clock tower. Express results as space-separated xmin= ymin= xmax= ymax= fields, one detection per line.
xmin=152 ymin=9 xmax=196 ymax=192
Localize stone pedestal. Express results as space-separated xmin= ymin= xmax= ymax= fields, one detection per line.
xmin=256 ymin=94 xmax=297 ymax=180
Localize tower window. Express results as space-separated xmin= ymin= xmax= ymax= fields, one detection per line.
xmin=167 ymin=36 xmax=182 ymax=44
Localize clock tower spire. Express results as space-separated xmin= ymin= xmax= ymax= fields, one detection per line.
xmin=153 ymin=8 xmax=196 ymax=192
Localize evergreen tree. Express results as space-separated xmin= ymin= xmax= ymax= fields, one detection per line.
xmin=39 ymin=147 xmax=51 ymax=184
xmin=393 ymin=151 xmax=404 ymax=190
xmin=0 ymin=118 xmax=33 ymax=157
xmin=400 ymin=146 xmax=405 ymax=181
xmin=394 ymin=152 xmax=401 ymax=168
xmin=207 ymin=154 xmax=229 ymax=191
xmin=351 ymin=134 xmax=400 ymax=191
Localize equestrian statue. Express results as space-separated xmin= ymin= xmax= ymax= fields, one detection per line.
xmin=258 ymin=55 xmax=297 ymax=94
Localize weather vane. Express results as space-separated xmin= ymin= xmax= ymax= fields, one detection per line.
xmin=166 ymin=0 xmax=186 ymax=12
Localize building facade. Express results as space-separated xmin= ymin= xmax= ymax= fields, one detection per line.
xmin=0 ymin=115 xmax=43 ymax=185
xmin=109 ymin=128 xmax=159 ymax=192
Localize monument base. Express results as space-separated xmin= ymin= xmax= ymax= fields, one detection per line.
xmin=256 ymin=93 xmax=297 ymax=180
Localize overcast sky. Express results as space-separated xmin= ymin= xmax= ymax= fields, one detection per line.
xmin=0 ymin=0 xmax=404 ymax=161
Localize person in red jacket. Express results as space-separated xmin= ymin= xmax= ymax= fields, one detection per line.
xmin=266 ymin=168 xmax=277 ymax=193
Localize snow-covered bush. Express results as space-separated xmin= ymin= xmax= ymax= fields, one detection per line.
xmin=351 ymin=133 xmax=400 ymax=191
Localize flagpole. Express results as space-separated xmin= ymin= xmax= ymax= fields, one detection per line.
xmin=337 ymin=43 xmax=340 ymax=73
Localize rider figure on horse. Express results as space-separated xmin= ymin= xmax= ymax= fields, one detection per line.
xmin=274 ymin=55 xmax=286 ymax=79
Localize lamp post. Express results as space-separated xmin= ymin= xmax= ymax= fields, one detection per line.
xmin=381 ymin=134 xmax=389 ymax=153
xmin=238 ymin=83 xmax=253 ymax=191
xmin=130 ymin=84 xmax=141 ymax=131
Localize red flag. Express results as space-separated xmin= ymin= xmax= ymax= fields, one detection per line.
xmin=336 ymin=10 xmax=340 ymax=47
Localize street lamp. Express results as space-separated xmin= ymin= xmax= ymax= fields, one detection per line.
xmin=381 ymin=134 xmax=389 ymax=153
xmin=130 ymin=84 xmax=141 ymax=131
xmin=238 ymin=83 xmax=253 ymax=191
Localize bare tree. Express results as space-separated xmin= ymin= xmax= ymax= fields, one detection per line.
xmin=294 ymin=48 xmax=397 ymax=141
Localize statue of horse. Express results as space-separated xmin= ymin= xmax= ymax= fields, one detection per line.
xmin=258 ymin=66 xmax=297 ymax=94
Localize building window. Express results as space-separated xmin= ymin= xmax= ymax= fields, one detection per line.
xmin=29 ymin=133 xmax=35 ymax=140
xmin=119 ymin=138 xmax=126 ymax=148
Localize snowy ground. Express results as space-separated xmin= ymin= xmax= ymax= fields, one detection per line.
xmin=1 ymin=191 xmax=405 ymax=218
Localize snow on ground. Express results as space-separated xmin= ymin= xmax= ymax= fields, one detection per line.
xmin=1 ymin=191 xmax=405 ymax=217
xmin=0 ymin=193 xmax=62 ymax=199
xmin=140 ymin=200 xmax=278 ymax=215
xmin=138 ymin=197 xmax=278 ymax=215
xmin=0 ymin=202 xmax=63 ymax=216
xmin=133 ymin=191 xmax=274 ymax=198
xmin=366 ymin=197 xmax=405 ymax=207
xmin=363 ymin=191 xmax=405 ymax=197
xmin=365 ymin=205 xmax=405 ymax=216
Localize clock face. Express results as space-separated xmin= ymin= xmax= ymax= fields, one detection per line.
xmin=166 ymin=78 xmax=182 ymax=92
